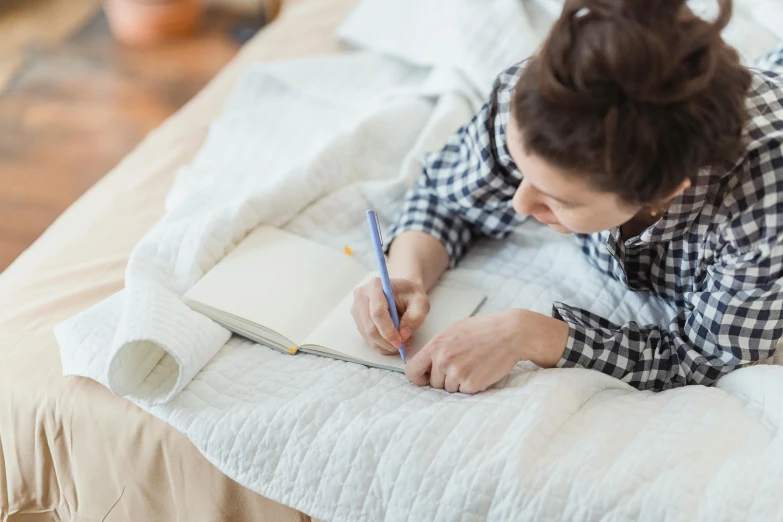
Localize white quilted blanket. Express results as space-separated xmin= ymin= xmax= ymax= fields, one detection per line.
xmin=56 ymin=1 xmax=783 ymax=520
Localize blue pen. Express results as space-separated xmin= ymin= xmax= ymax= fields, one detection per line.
xmin=366 ymin=209 xmax=406 ymax=362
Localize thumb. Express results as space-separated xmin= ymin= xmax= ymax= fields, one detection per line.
xmin=404 ymin=340 xmax=433 ymax=386
xmin=399 ymin=296 xmax=429 ymax=341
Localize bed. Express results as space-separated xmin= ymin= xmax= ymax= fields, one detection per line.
xmin=0 ymin=0 xmax=354 ymax=520
xmin=3 ymin=0 xmax=783 ymax=521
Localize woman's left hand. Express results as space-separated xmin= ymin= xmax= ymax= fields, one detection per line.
xmin=404 ymin=309 xmax=569 ymax=394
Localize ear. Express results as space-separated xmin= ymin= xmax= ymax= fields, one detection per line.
xmin=664 ymin=178 xmax=691 ymax=201
xmin=648 ymin=178 xmax=691 ymax=216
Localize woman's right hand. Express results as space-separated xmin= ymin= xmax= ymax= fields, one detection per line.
xmin=350 ymin=277 xmax=430 ymax=356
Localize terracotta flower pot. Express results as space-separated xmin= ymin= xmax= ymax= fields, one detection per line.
xmin=103 ymin=0 xmax=202 ymax=46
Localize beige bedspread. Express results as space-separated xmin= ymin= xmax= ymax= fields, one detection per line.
xmin=0 ymin=0 xmax=354 ymax=520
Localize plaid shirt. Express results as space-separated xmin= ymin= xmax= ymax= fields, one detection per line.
xmin=388 ymin=44 xmax=783 ymax=391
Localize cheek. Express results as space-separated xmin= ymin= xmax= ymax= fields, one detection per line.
xmin=553 ymin=206 xmax=636 ymax=234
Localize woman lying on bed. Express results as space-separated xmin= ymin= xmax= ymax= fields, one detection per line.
xmin=351 ymin=0 xmax=783 ymax=394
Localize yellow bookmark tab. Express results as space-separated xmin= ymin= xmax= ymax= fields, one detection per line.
xmin=344 ymin=245 xmax=353 ymax=256
xmin=288 ymin=346 xmax=298 ymax=354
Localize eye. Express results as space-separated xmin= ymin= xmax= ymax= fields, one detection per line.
xmin=553 ymin=199 xmax=577 ymax=210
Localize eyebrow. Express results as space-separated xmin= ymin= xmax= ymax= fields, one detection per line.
xmin=535 ymin=186 xmax=579 ymax=206
xmin=506 ymin=136 xmax=580 ymax=206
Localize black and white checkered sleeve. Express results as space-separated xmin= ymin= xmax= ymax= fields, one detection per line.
xmin=554 ymin=144 xmax=783 ymax=391
xmin=553 ymin=254 xmax=783 ymax=391
xmin=554 ymin=252 xmax=783 ymax=391
xmin=554 ymin=272 xmax=783 ymax=391
xmin=552 ymin=66 xmax=783 ymax=392
xmin=757 ymin=41 xmax=783 ymax=71
xmin=386 ymin=65 xmax=525 ymax=267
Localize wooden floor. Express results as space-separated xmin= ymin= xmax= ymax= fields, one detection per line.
xmin=0 ymin=4 xmax=260 ymax=271
xmin=0 ymin=0 xmax=100 ymax=92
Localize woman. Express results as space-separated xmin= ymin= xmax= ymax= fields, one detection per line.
xmin=351 ymin=0 xmax=783 ymax=393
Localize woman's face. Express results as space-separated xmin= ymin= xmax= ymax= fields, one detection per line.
xmin=506 ymin=118 xmax=641 ymax=234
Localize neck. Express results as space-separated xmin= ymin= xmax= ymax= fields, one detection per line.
xmin=622 ymin=207 xmax=664 ymax=238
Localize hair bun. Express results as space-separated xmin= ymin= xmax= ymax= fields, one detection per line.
xmin=538 ymin=0 xmax=734 ymax=107
xmin=513 ymin=0 xmax=751 ymax=204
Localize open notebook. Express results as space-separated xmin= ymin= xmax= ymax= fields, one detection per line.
xmin=183 ymin=226 xmax=486 ymax=372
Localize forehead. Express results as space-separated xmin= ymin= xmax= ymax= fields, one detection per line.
xmin=505 ymin=121 xmax=601 ymax=201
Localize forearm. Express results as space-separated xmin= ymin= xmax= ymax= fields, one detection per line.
xmin=552 ymin=304 xmax=689 ymax=390
xmin=387 ymin=231 xmax=450 ymax=291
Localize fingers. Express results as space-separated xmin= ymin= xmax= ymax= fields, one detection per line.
xmin=405 ymin=343 xmax=480 ymax=394
xmin=444 ymin=374 xmax=460 ymax=394
xmin=350 ymin=310 xmax=387 ymax=355
xmin=350 ymin=278 xmax=429 ymax=359
xmin=429 ymin=365 xmax=446 ymax=390
xmin=351 ymin=290 xmax=397 ymax=355
xmin=398 ymin=293 xmax=430 ymax=341
xmin=367 ymin=278 xmax=402 ymax=346
xmin=359 ymin=301 xmax=399 ymax=354
xmin=405 ymin=342 xmax=433 ymax=387
xmin=405 ymin=334 xmax=472 ymax=394
xmin=408 ymin=352 xmax=462 ymax=393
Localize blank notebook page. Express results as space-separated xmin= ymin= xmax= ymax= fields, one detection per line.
xmin=184 ymin=226 xmax=368 ymax=344
xmin=304 ymin=273 xmax=486 ymax=369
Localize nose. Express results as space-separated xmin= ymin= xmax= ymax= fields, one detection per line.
xmin=513 ymin=179 xmax=547 ymax=218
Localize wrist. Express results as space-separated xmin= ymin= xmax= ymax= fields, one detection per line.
xmin=505 ymin=309 xmax=530 ymax=363
xmin=509 ymin=309 xmax=569 ymax=367
xmin=386 ymin=231 xmax=449 ymax=291
xmin=387 ymin=256 xmax=426 ymax=287
xmin=389 ymin=268 xmax=425 ymax=288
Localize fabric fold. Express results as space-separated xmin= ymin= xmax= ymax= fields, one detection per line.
xmin=107 ymin=283 xmax=231 ymax=403
xmin=50 ymin=1 xmax=783 ymax=520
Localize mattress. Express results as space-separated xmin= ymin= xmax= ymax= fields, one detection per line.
xmin=0 ymin=0 xmax=354 ymax=520
xmin=3 ymin=0 xmax=781 ymax=521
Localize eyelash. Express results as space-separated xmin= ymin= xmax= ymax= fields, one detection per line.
xmin=553 ymin=200 xmax=575 ymax=210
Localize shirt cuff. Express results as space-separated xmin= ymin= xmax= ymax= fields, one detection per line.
xmin=384 ymin=197 xmax=472 ymax=268
xmin=551 ymin=302 xmax=619 ymax=369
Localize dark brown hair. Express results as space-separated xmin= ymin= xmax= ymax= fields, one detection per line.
xmin=512 ymin=0 xmax=752 ymax=204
